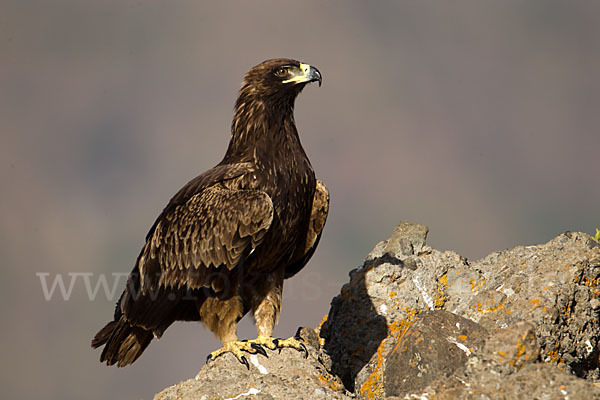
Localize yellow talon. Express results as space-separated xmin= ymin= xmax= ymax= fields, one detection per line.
xmin=273 ymin=336 xmax=308 ymax=357
xmin=250 ymin=335 xmax=278 ymax=350
xmin=206 ymin=340 xmax=256 ymax=368
xmin=205 ymin=335 xmax=308 ymax=368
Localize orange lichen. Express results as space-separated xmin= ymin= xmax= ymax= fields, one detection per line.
xmin=315 ymin=314 xmax=329 ymax=346
xmin=359 ymin=308 xmax=420 ymax=399
xmin=581 ymin=275 xmax=600 ymax=288
xmin=529 ymin=298 xmax=541 ymax=310
xmin=434 ymin=274 xmax=449 ymax=309
xmin=472 ymin=301 xmax=505 ymax=314
xmin=358 ymin=339 xmax=387 ymax=399
xmin=316 ymin=372 xmax=345 ymax=392
xmin=470 ymin=278 xmax=486 ymax=292
xmin=510 ymin=333 xmax=534 ymax=368
xmin=390 ymin=308 xmax=420 ymax=343
xmin=458 ymin=334 xmax=468 ymax=341
xmin=438 ymin=274 xmax=449 ymax=288
xmin=546 ymin=349 xmax=566 ymax=366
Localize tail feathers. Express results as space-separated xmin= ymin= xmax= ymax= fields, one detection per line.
xmin=91 ymin=318 xmax=153 ymax=367
xmin=91 ymin=320 xmax=118 ymax=348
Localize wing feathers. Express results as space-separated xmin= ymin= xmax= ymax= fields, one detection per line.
xmin=138 ymin=186 xmax=273 ymax=292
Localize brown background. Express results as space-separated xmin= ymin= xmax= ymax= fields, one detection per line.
xmin=2 ymin=1 xmax=599 ymax=399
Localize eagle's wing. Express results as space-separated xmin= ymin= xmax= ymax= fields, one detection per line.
xmin=285 ymin=179 xmax=329 ymax=278
xmin=138 ymin=185 xmax=274 ymax=294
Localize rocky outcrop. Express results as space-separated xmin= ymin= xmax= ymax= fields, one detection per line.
xmin=154 ymin=327 xmax=351 ymax=400
xmin=155 ymin=222 xmax=600 ymax=399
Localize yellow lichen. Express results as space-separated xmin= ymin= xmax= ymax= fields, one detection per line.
xmin=470 ymin=278 xmax=486 ymax=292
xmin=472 ymin=301 xmax=505 ymax=314
xmin=358 ymin=340 xmax=386 ymax=399
xmin=546 ymin=349 xmax=565 ymax=366
xmin=316 ymin=372 xmax=345 ymax=392
xmin=529 ymin=298 xmax=541 ymax=310
xmin=581 ymin=275 xmax=600 ymax=288
xmin=359 ymin=308 xmax=420 ymax=399
xmin=434 ymin=274 xmax=449 ymax=309
xmin=315 ymin=314 xmax=329 ymax=346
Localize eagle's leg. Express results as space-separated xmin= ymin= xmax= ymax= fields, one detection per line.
xmin=244 ymin=269 xmax=308 ymax=358
xmin=201 ymin=296 xmax=262 ymax=368
xmin=206 ymin=340 xmax=264 ymax=369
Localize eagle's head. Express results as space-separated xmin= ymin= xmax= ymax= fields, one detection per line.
xmin=239 ymin=58 xmax=322 ymax=105
xmin=229 ymin=58 xmax=322 ymax=147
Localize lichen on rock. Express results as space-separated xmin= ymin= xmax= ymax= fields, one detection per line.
xmin=154 ymin=222 xmax=600 ymax=399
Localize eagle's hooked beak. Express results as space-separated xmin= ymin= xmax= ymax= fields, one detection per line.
xmin=283 ymin=63 xmax=322 ymax=87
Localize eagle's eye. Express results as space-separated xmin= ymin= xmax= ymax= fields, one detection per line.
xmin=274 ymin=66 xmax=289 ymax=77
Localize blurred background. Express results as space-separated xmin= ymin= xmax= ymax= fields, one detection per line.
xmin=2 ymin=0 xmax=599 ymax=398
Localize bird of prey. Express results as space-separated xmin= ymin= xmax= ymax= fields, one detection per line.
xmin=92 ymin=58 xmax=329 ymax=368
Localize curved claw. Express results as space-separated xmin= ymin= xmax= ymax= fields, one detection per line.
xmin=251 ymin=343 xmax=268 ymax=358
xmin=206 ymin=354 xmax=213 ymax=364
xmin=240 ymin=355 xmax=249 ymax=370
xmin=299 ymin=342 xmax=308 ymax=358
xmin=273 ymin=338 xmax=281 ymax=354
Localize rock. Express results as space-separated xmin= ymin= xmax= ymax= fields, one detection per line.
xmin=445 ymin=231 xmax=600 ymax=379
xmin=383 ymin=310 xmax=489 ymax=397
xmin=154 ymin=328 xmax=350 ymax=400
xmin=154 ymin=222 xmax=600 ymax=399
xmin=422 ymin=320 xmax=598 ymax=399
xmin=319 ymin=222 xmax=600 ymax=398
xmin=481 ymin=320 xmax=540 ymax=372
xmin=383 ymin=221 xmax=430 ymax=256
xmin=430 ymin=362 xmax=600 ymax=400
xmin=319 ymin=222 xmax=471 ymax=398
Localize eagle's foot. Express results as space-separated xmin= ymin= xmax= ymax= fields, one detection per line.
xmin=244 ymin=335 xmax=308 ymax=358
xmin=205 ymin=335 xmax=307 ymax=368
xmin=206 ymin=337 xmax=274 ymax=368
xmin=206 ymin=341 xmax=256 ymax=369
xmin=273 ymin=336 xmax=308 ymax=358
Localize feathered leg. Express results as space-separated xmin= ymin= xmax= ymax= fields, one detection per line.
xmin=249 ymin=267 xmax=308 ymax=357
xmin=204 ymin=267 xmax=306 ymax=368
xmin=200 ymin=294 xmax=271 ymax=368
xmin=248 ymin=272 xmax=308 ymax=358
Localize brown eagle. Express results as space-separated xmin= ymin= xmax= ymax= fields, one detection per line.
xmin=91 ymin=59 xmax=329 ymax=368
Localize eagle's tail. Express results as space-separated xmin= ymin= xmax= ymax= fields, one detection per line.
xmin=91 ymin=317 xmax=153 ymax=367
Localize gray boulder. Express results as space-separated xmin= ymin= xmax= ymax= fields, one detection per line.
xmin=319 ymin=222 xmax=600 ymax=398
xmin=155 ymin=222 xmax=600 ymax=399
xmin=384 ymin=310 xmax=489 ymax=397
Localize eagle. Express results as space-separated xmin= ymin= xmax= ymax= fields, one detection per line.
xmin=91 ymin=58 xmax=329 ymax=368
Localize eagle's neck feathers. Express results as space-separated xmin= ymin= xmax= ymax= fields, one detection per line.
xmin=223 ymin=82 xmax=304 ymax=167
